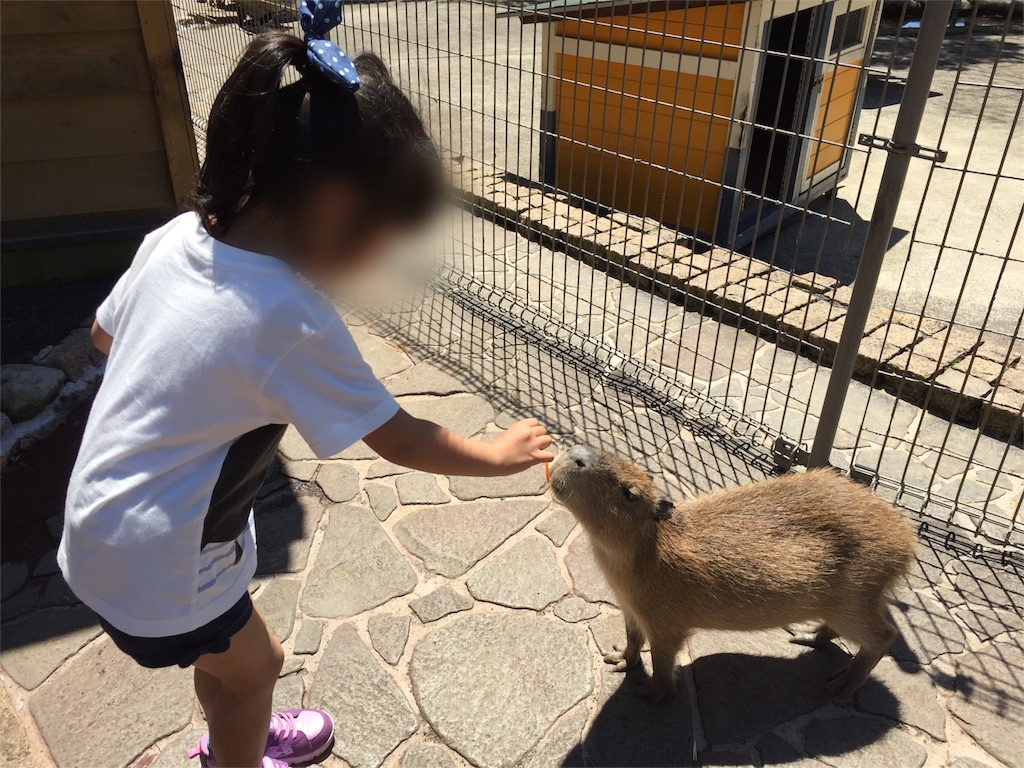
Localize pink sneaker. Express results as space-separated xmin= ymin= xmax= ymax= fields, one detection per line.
xmin=188 ymin=709 xmax=335 ymax=766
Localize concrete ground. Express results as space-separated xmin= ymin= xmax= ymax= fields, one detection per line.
xmin=2 ymin=214 xmax=1022 ymax=768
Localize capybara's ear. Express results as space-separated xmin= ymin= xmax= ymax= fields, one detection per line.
xmin=653 ymin=497 xmax=674 ymax=522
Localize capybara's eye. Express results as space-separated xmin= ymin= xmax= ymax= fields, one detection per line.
xmin=622 ymin=486 xmax=638 ymax=502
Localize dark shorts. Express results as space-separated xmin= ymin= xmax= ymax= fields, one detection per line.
xmin=98 ymin=592 xmax=254 ymax=669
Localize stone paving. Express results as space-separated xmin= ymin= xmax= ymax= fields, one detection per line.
xmin=2 ymin=316 xmax=1023 ymax=768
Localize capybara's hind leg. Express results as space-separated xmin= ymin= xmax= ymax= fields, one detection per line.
xmin=790 ymin=623 xmax=839 ymax=649
xmin=604 ymin=613 xmax=645 ymax=672
xmin=825 ymin=605 xmax=897 ymax=700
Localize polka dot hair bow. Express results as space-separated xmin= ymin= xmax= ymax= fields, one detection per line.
xmin=300 ymin=0 xmax=360 ymax=92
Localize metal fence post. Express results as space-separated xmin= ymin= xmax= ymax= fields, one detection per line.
xmin=808 ymin=0 xmax=954 ymax=468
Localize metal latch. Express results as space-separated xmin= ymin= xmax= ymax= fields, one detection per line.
xmin=773 ymin=437 xmax=809 ymax=472
xmin=858 ymin=133 xmax=948 ymax=163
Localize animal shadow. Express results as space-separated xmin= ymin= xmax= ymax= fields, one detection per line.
xmin=563 ymin=643 xmax=901 ymax=766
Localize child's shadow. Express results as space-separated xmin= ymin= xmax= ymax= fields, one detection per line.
xmin=562 ymin=647 xmax=900 ymax=767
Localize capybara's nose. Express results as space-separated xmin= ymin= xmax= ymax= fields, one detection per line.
xmin=566 ymin=445 xmax=595 ymax=469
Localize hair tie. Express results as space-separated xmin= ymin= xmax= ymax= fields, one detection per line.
xmin=300 ymin=0 xmax=359 ymax=92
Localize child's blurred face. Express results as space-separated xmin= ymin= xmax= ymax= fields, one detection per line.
xmin=286 ymin=180 xmax=398 ymax=283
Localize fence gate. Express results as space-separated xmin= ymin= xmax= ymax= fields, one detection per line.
xmin=170 ymin=0 xmax=1023 ymax=559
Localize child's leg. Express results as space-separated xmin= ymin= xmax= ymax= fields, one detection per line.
xmin=193 ymin=607 xmax=284 ymax=767
xmin=194 ymin=667 xmax=221 ymax=722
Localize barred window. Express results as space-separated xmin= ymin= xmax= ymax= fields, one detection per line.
xmin=831 ymin=7 xmax=867 ymax=54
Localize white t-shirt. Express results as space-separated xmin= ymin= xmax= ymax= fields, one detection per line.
xmin=59 ymin=213 xmax=399 ymax=638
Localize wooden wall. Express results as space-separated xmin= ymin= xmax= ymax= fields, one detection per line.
xmin=1 ymin=1 xmax=198 ymax=282
xmin=551 ymin=5 xmax=743 ymax=235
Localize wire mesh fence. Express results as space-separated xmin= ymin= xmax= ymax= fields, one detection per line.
xmin=170 ymin=0 xmax=1023 ymax=554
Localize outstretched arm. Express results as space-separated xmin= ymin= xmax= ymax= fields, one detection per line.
xmin=363 ymin=409 xmax=554 ymax=477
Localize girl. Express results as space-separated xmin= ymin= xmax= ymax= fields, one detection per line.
xmin=58 ymin=2 xmax=554 ymax=766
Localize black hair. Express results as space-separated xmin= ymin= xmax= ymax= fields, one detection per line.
xmin=191 ymin=32 xmax=441 ymax=238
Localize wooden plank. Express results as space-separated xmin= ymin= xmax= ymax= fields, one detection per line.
xmin=0 ymin=29 xmax=152 ymax=101
xmin=1 ymin=93 xmax=165 ymax=162
xmin=555 ymin=4 xmax=746 ymax=61
xmin=0 ymin=1 xmax=140 ymax=36
xmin=1 ymin=152 xmax=175 ymax=221
xmin=135 ymin=1 xmax=200 ymax=209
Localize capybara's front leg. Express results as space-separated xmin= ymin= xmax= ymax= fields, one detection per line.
xmin=603 ymin=613 xmax=644 ymax=672
xmin=638 ymin=637 xmax=684 ymax=703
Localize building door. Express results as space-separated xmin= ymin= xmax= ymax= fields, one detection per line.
xmin=794 ymin=0 xmax=874 ymax=202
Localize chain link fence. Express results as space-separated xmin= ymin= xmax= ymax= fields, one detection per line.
xmin=170 ymin=0 xmax=1023 ymax=555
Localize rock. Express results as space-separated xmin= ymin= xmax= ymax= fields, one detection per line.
xmin=33 ymin=550 xmax=59 ymax=577
xmin=317 ymin=463 xmax=360 ymax=503
xmin=396 ymin=474 xmax=450 ymax=505
xmin=280 ymin=655 xmax=303 ymax=677
xmin=34 ymin=328 xmax=105 ymax=380
xmin=410 ymin=586 xmax=473 ymax=623
xmin=279 ymin=425 xmax=317 ymax=461
xmin=293 ymin=619 xmax=325 ymax=655
xmin=525 ymin=708 xmax=588 ymax=768
xmin=308 ymin=625 xmax=418 ymax=768
xmin=589 ymin=615 xmax=627 ymax=657
xmin=353 ymin=333 xmax=412 ymax=379
xmin=952 ymin=603 xmax=1024 ymax=642
xmin=255 ymin=578 xmax=301 ymax=643
xmin=0 ymin=685 xmax=45 ymax=768
xmin=698 ymin=750 xmax=759 ymax=766
xmin=151 ymin=728 xmax=205 ymax=768
xmin=535 ymin=507 xmax=577 ymax=547
xmin=580 ymin=664 xmax=693 ymax=767
xmin=949 ymin=641 xmax=1024 ymax=768
xmin=368 ymin=614 xmax=411 ymax=665
xmin=400 ymin=744 xmax=457 ymax=768
xmin=337 ymin=441 xmax=378 ymax=460
xmin=255 ymin=494 xmax=325 ymax=574
xmin=367 ymin=459 xmax=410 ymax=479
xmin=889 ymin=590 xmax=965 ymax=663
xmin=756 ymin=733 xmax=827 ymax=767
xmin=365 ymin=482 xmax=398 ymax=521
xmin=466 ymin=536 xmax=567 ymax=610
xmin=30 ymin=637 xmax=193 ymax=768
xmin=40 ymin=574 xmax=79 ymax=607
xmin=0 ymin=606 xmax=101 ymax=690
xmin=855 ymin=657 xmax=946 ymax=741
xmin=302 ymin=504 xmax=417 ymax=618
xmin=0 ymin=364 xmax=65 ymax=421
xmin=411 ymin=614 xmax=593 ymax=767
xmin=385 ymin=365 xmax=467 ymax=396
xmin=949 ymin=559 xmax=1024 ymax=613
xmin=1 ymin=562 xmax=27 ymax=600
xmin=282 ymin=459 xmax=319 ymax=481
xmin=448 ymin=468 xmax=547 ymax=501
xmin=273 ymin=672 xmax=305 ymax=712
xmin=395 ymin=499 xmax=548 ymax=577
xmin=554 ymin=596 xmax=601 ymax=623
xmin=0 ymin=413 xmax=12 ymax=438
xmin=403 ymin=394 xmax=494 ymax=437
xmin=1 ymin=583 xmax=41 ymax=622
xmin=689 ymin=628 xmax=852 ymax=744
xmin=804 ymin=716 xmax=927 ymax=768
xmin=950 ymin=758 xmax=998 ymax=768
xmin=565 ymin=533 xmax=617 ymax=604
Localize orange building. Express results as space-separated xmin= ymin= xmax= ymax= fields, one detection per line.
xmin=523 ymin=0 xmax=879 ymax=246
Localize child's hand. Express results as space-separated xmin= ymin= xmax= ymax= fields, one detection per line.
xmin=489 ymin=418 xmax=555 ymax=474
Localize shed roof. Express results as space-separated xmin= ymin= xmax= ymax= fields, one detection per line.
xmin=519 ymin=0 xmax=748 ymax=24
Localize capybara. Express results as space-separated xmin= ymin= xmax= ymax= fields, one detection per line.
xmin=548 ymin=444 xmax=916 ymax=701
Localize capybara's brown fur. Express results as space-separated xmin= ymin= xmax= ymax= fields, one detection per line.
xmin=549 ymin=445 xmax=916 ymax=701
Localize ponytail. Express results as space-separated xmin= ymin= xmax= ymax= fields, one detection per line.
xmin=192 ymin=32 xmax=306 ymax=236
xmin=191 ymin=34 xmax=441 ymax=239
